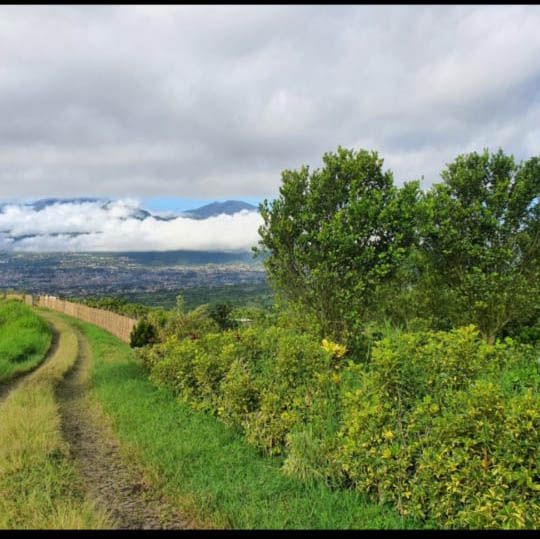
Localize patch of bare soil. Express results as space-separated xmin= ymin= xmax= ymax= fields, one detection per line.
xmin=55 ymin=327 xmax=188 ymax=530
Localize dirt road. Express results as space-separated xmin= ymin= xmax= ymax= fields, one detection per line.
xmin=54 ymin=320 xmax=187 ymax=529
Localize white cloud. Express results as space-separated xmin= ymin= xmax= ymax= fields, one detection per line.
xmin=0 ymin=200 xmax=262 ymax=252
xmin=0 ymin=5 xmax=539 ymax=198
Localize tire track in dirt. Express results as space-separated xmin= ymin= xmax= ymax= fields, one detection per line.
xmin=55 ymin=322 xmax=188 ymax=530
xmin=0 ymin=322 xmax=59 ymax=403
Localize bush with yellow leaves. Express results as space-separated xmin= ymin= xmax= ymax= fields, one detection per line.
xmin=334 ymin=326 xmax=540 ymax=528
xmin=141 ymin=317 xmax=539 ymax=528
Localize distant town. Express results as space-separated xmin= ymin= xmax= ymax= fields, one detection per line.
xmin=0 ymin=251 xmax=266 ymax=300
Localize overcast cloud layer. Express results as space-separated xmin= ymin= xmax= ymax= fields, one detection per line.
xmin=0 ymin=200 xmax=262 ymax=252
xmin=1 ymin=5 xmax=539 ymax=200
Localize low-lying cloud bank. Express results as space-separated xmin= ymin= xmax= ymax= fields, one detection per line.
xmin=0 ymin=199 xmax=262 ymax=252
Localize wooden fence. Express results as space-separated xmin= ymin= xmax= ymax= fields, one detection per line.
xmin=35 ymin=295 xmax=137 ymax=343
xmin=1 ymin=293 xmax=25 ymax=302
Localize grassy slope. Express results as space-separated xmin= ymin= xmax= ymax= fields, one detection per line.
xmin=75 ymin=318 xmax=418 ymax=529
xmin=0 ymin=299 xmax=52 ymax=382
xmin=0 ymin=311 xmax=109 ymax=529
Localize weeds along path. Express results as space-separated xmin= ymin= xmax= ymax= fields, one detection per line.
xmin=55 ymin=318 xmax=187 ymax=530
xmin=0 ymin=322 xmax=59 ymax=403
xmin=0 ymin=311 xmax=108 ymax=529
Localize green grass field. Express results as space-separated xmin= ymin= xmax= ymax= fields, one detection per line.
xmin=0 ymin=299 xmax=52 ymax=382
xmin=74 ymin=318 xmax=420 ymax=529
xmin=0 ymin=311 xmax=108 ymax=529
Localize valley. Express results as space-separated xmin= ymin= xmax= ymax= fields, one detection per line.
xmin=0 ymin=251 xmax=266 ymax=300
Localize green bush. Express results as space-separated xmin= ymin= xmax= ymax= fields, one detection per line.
xmin=129 ymin=318 xmax=159 ymax=348
xmin=146 ymin=325 xmax=338 ymax=455
xmin=209 ymin=302 xmax=238 ymax=330
xmin=409 ymin=382 xmax=539 ymax=528
xmin=140 ymin=316 xmax=540 ymax=528
xmin=151 ymin=304 xmax=220 ymax=342
xmin=335 ymin=326 xmax=540 ymax=528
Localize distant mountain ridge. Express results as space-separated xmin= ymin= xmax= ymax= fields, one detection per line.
xmin=0 ymin=197 xmax=261 ymax=249
xmin=0 ymin=198 xmax=259 ymax=221
xmin=180 ymin=200 xmax=258 ymax=219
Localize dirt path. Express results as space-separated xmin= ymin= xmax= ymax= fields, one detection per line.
xmin=0 ymin=322 xmax=59 ymax=403
xmin=55 ymin=322 xmax=188 ymax=530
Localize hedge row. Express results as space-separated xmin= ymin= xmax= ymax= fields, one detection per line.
xmin=139 ymin=325 xmax=539 ymax=528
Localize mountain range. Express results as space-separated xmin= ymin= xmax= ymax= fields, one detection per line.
xmin=0 ymin=198 xmax=258 ymax=221
xmin=0 ymin=198 xmax=262 ymax=252
xmin=181 ymin=200 xmax=258 ymax=219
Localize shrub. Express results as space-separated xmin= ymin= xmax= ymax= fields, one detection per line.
xmin=409 ymin=382 xmax=539 ymax=528
xmin=157 ymin=304 xmax=219 ymax=341
xmin=129 ymin=318 xmax=158 ymax=348
xmin=334 ymin=326 xmax=540 ymax=528
xmin=209 ymin=302 xmax=238 ymax=330
xmin=146 ymin=324 xmax=338 ymax=456
xmin=148 ymin=337 xmax=202 ymax=405
xmin=142 ymin=316 xmax=540 ymax=528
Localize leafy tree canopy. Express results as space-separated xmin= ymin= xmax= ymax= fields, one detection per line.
xmin=422 ymin=149 xmax=540 ymax=342
xmin=255 ymin=146 xmax=420 ymax=342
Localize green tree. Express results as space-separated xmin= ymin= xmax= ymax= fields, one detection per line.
xmin=422 ymin=149 xmax=540 ymax=343
xmin=255 ymin=147 xmax=420 ymax=343
xmin=209 ymin=302 xmax=238 ymax=331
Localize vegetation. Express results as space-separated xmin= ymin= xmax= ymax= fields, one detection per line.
xmin=75 ymin=282 xmax=273 ymax=312
xmin=76 ymin=296 xmax=154 ymax=318
xmin=256 ymin=147 xmax=540 ymax=348
xmin=422 ymin=150 xmax=540 ymax=343
xmin=139 ymin=320 xmax=539 ymax=528
xmin=0 ymin=298 xmax=52 ymax=382
xmin=0 ymin=312 xmax=108 ymax=529
xmin=2 ymin=146 xmax=537 ymax=529
xmin=134 ymin=147 xmax=539 ymax=529
xmin=337 ymin=327 xmax=539 ymax=527
xmin=208 ymin=303 xmax=238 ymax=331
xmin=130 ymin=318 xmax=159 ymax=348
xmin=255 ymin=147 xmax=419 ymax=344
xmin=77 ymin=319 xmax=415 ymax=529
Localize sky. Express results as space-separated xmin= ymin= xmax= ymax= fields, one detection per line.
xmin=0 ymin=5 xmax=539 ymax=251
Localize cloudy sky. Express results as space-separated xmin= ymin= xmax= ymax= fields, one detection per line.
xmin=1 ymin=5 xmax=539 ymax=251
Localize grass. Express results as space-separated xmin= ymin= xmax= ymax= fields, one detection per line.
xmin=0 ymin=311 xmax=109 ymax=529
xmin=0 ymin=299 xmax=52 ymax=382
xmin=74 ymin=318 xmax=420 ymax=529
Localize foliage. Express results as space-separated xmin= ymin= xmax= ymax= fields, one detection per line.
xmin=85 ymin=283 xmax=273 ymax=313
xmin=76 ymin=295 xmax=155 ymax=318
xmin=321 ymin=338 xmax=347 ymax=358
xmin=129 ymin=317 xmax=159 ymax=348
xmin=141 ymin=316 xmax=539 ymax=528
xmin=131 ymin=298 xmax=220 ymax=345
xmin=422 ymin=149 xmax=540 ymax=343
xmin=141 ymin=325 xmax=340 ymax=456
xmin=82 ymin=319 xmax=414 ymax=529
xmin=502 ymin=295 xmax=540 ymax=345
xmin=208 ymin=303 xmax=238 ymax=331
xmin=255 ymin=146 xmax=420 ymax=344
xmin=335 ymin=326 xmax=540 ymax=528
